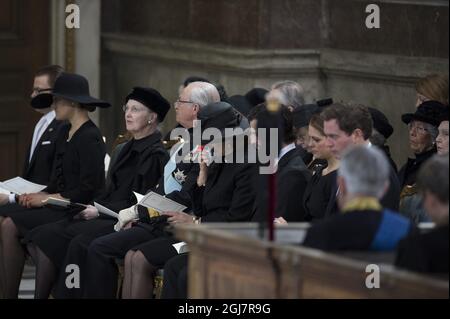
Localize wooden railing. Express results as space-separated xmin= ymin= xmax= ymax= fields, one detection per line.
xmin=174 ymin=223 xmax=448 ymax=299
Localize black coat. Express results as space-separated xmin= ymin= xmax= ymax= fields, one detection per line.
xmin=192 ymin=161 xmax=258 ymax=222
xmin=45 ymin=120 xmax=106 ymax=204
xmin=398 ymin=148 xmax=436 ymax=188
xmin=252 ymin=148 xmax=311 ymax=222
xmin=23 ymin=118 xmax=64 ymax=185
xmin=302 ymin=167 xmax=338 ymax=221
xmin=96 ymin=131 xmax=169 ymax=213
xmin=395 ymin=225 xmax=449 ymax=274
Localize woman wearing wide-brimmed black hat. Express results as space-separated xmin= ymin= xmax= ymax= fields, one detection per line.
xmin=398 ymin=100 xmax=448 ymax=223
xmin=23 ymin=86 xmax=172 ymax=299
xmin=0 ymin=72 xmax=110 ymax=298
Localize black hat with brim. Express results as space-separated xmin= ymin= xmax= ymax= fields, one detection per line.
xmin=126 ymin=87 xmax=170 ymax=122
xmin=30 ymin=72 xmax=111 ymax=109
xmin=402 ymin=100 xmax=448 ymax=127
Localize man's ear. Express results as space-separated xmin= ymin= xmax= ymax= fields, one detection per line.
xmin=422 ymin=190 xmax=438 ymax=212
xmin=351 ymin=128 xmax=364 ymax=143
xmin=192 ymin=103 xmax=200 ymax=114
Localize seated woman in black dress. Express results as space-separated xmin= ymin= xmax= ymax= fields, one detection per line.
xmin=0 ymin=73 xmax=110 ymax=298
xmin=118 ymin=101 xmax=257 ymax=299
xmin=24 ymin=87 xmax=171 ymax=299
xmin=301 ymin=114 xmax=340 ymax=221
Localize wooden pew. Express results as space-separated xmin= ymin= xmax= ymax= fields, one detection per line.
xmin=174 ymin=223 xmax=448 ymax=299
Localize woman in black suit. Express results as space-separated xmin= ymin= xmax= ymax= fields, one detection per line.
xmin=24 ymin=87 xmax=171 ymax=299
xmin=0 ymin=73 xmax=110 ymax=298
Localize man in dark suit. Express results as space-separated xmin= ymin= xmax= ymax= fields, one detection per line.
xmin=0 ymin=65 xmax=64 ymax=207
xmin=249 ymin=104 xmax=311 ymax=222
xmin=322 ymin=104 xmax=401 ymax=217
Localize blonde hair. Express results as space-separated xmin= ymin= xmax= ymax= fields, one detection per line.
xmin=415 ymin=74 xmax=449 ymax=106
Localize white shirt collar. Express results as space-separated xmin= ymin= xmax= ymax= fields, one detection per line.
xmin=41 ymin=110 xmax=56 ymax=124
xmin=278 ymin=143 xmax=296 ymax=161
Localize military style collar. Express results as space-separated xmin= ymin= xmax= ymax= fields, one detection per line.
xmin=342 ymin=196 xmax=382 ymax=213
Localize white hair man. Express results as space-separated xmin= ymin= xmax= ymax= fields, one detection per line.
xmin=266 ymin=80 xmax=305 ymax=111
xmin=302 ymin=146 xmax=415 ymax=251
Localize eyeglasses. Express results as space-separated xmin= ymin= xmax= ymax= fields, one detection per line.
xmin=175 ymin=99 xmax=195 ymax=105
xmin=32 ymin=88 xmax=52 ymax=94
xmin=122 ymin=105 xmax=147 ymax=114
xmin=408 ymin=123 xmax=429 ymax=135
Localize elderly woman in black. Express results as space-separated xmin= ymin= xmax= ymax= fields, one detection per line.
xmin=24 ymin=87 xmax=171 ymax=299
xmin=399 ymin=100 xmax=448 ymax=223
xmin=0 ymin=73 xmax=110 ymax=298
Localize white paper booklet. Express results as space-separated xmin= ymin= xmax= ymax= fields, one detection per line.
xmin=0 ymin=177 xmax=46 ymax=195
xmin=172 ymin=241 xmax=189 ymax=254
xmin=94 ymin=202 xmax=119 ymax=218
xmin=139 ymin=191 xmax=187 ymax=213
xmin=133 ymin=191 xmax=144 ymax=203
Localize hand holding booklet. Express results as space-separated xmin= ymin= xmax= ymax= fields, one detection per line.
xmin=42 ymin=197 xmax=87 ymax=210
xmin=0 ymin=177 xmax=46 ymax=195
xmin=94 ymin=202 xmax=119 ymax=218
xmin=138 ymin=191 xmax=187 ymax=214
xmin=93 ymin=192 xmax=186 ymax=220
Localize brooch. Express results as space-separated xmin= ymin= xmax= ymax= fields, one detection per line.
xmin=173 ymin=169 xmax=187 ymax=184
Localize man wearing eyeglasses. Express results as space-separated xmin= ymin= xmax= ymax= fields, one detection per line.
xmin=0 ymin=65 xmax=64 ymax=207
